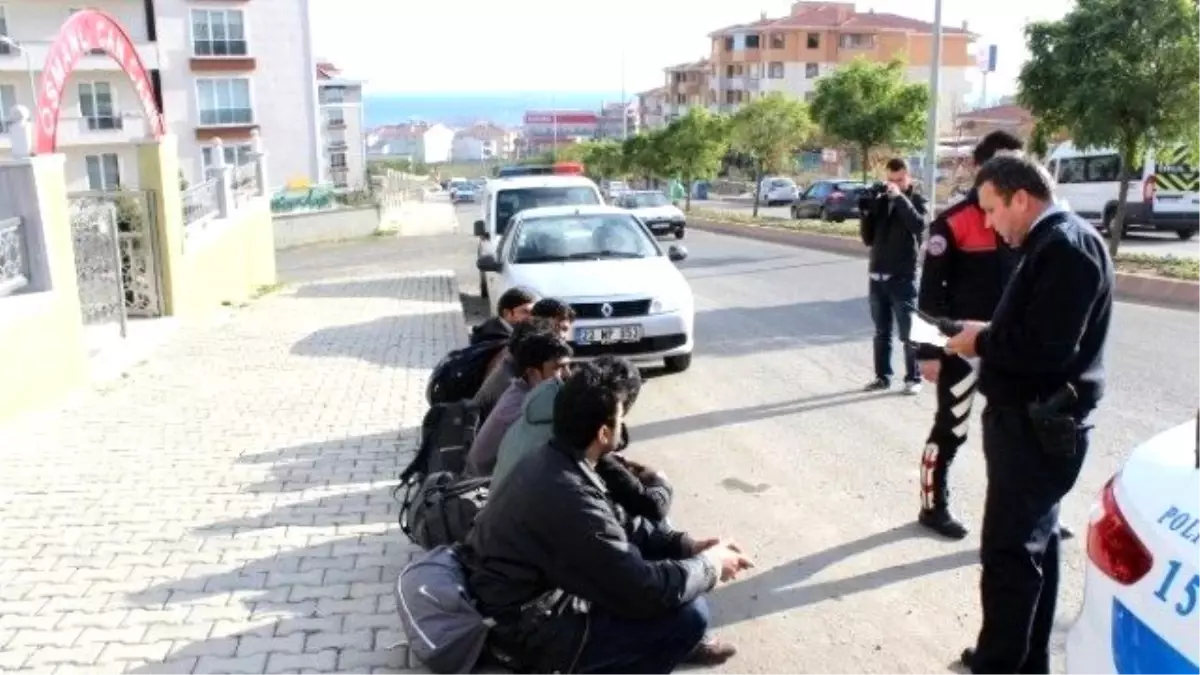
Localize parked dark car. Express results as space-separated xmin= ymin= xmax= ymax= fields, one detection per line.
xmin=791 ymin=180 xmax=867 ymax=222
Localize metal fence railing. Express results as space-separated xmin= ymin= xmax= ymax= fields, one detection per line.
xmin=181 ymin=179 xmax=220 ymax=229
xmin=232 ymin=160 xmax=260 ymax=206
xmin=0 ymin=216 xmax=30 ymax=296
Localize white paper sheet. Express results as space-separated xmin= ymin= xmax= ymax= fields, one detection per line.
xmin=910 ymin=313 xmax=947 ymax=348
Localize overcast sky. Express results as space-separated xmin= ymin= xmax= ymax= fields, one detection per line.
xmin=311 ymin=0 xmax=1074 ymax=98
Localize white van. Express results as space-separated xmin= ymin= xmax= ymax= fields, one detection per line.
xmin=1046 ymin=142 xmax=1199 ymax=241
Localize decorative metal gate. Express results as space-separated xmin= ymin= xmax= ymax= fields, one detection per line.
xmin=69 ymin=199 xmax=127 ymax=340
xmin=68 ymin=190 xmax=164 ymax=317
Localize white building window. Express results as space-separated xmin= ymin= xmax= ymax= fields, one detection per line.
xmin=805 ymin=63 xmax=819 ymax=79
xmin=196 ymin=78 xmax=253 ymax=126
xmin=85 ymin=153 xmax=121 ymax=191
xmin=201 ymin=142 xmax=253 ymax=176
xmin=79 ymin=82 xmax=120 ymax=130
xmin=0 ymin=8 xmax=11 ymax=56
xmin=191 ymin=9 xmax=248 ymax=57
xmin=330 ymin=152 xmax=347 ymax=169
xmin=0 ymin=84 xmax=16 ymax=132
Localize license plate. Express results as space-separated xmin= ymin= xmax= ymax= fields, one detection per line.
xmin=576 ymin=325 xmax=642 ymax=345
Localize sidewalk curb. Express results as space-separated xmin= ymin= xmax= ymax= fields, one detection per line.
xmin=691 ymin=219 xmax=1199 ymax=312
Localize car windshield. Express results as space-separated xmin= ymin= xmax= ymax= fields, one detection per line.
xmin=770 ymin=178 xmax=795 ymax=188
xmin=835 ymin=182 xmax=866 ymax=192
xmin=496 ymin=187 xmax=600 ymax=234
xmin=510 ymin=213 xmax=659 ymax=263
xmin=627 ymin=192 xmax=669 ymax=207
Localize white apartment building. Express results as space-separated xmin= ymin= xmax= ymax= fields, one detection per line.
xmin=316 ymin=61 xmax=365 ymax=189
xmin=368 ymin=122 xmax=455 ymax=165
xmin=450 ymin=122 xmax=515 ymax=162
xmin=0 ymin=0 xmax=320 ymax=192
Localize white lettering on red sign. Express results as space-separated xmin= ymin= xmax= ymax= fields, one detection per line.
xmin=34 ymin=9 xmax=164 ymax=154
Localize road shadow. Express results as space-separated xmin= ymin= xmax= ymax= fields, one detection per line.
xmin=290 ymin=312 xmax=460 ymax=369
xmin=631 ymin=388 xmax=893 ymax=443
xmin=233 ymin=429 xmax=419 ymax=495
xmin=196 ymin=484 xmax=399 ymax=536
xmin=683 ymin=257 xmax=856 ymax=281
xmin=459 ymin=292 xmax=491 ymax=326
xmin=707 ymin=522 xmax=978 ymax=628
xmin=695 ymin=296 xmax=873 ymax=357
xmin=290 ymin=273 xmax=458 ymax=301
xmin=676 ymin=254 xmax=792 ymax=270
xmin=123 ymin=530 xmax=414 ymax=674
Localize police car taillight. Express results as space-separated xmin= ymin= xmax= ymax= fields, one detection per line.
xmin=1143 ymin=176 xmax=1157 ymax=202
xmin=1087 ymin=476 xmax=1154 ymax=585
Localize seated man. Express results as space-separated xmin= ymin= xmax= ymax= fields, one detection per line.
xmin=473 ymin=297 xmax=576 ymax=413
xmin=470 ymin=286 xmax=537 ymax=346
xmin=462 ymin=361 xmax=751 ymax=674
xmin=465 ymin=330 xmax=572 ymax=478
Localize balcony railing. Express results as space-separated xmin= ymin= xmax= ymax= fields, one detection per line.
xmin=327 ymin=141 xmax=348 ymax=151
xmin=181 ymin=179 xmax=220 ymax=230
xmin=0 ymin=39 xmax=161 ymax=71
xmin=327 ymin=119 xmax=347 ymax=130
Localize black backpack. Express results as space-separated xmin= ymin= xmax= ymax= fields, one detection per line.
xmin=395 ymin=400 xmax=483 ymax=544
xmin=426 ymin=339 xmax=507 ymax=406
xmin=402 ymin=472 xmax=491 ymax=550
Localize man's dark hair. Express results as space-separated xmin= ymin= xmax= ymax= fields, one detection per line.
xmin=973 ymin=130 xmax=1024 ymax=166
xmin=531 ymin=297 xmax=577 ymax=322
xmin=592 ymin=355 xmax=643 ymax=413
xmin=497 ymin=287 xmax=537 ymax=315
xmin=508 ymin=317 xmax=554 ymax=349
xmin=885 ymin=158 xmax=908 ymax=172
xmin=552 ymin=361 xmax=635 ymax=450
xmin=513 ymin=332 xmax=572 ymax=374
xmin=974 ymin=153 xmax=1055 ymax=203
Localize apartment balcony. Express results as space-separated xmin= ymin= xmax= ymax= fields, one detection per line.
xmin=326 ymin=119 xmax=347 ymax=131
xmin=326 ymin=140 xmax=349 ymax=152
xmin=0 ymin=40 xmax=162 ymax=73
xmin=0 ymin=113 xmax=151 ymax=150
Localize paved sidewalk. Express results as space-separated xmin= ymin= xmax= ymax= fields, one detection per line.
xmin=0 ymin=270 xmax=466 ymax=674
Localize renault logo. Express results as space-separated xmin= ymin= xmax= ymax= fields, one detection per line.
xmin=600 ymin=302 xmax=614 ymax=318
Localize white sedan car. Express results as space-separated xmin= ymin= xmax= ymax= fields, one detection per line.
xmin=1065 ymin=414 xmax=1199 ymax=674
xmin=614 ymin=190 xmax=687 ymax=239
xmin=759 ymin=176 xmax=800 ymax=206
xmin=476 ymin=204 xmax=695 ymax=372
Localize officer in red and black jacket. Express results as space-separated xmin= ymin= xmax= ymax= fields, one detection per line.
xmin=914 ymin=131 xmax=1023 ymax=539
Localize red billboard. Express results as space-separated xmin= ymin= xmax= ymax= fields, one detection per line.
xmin=523 ymin=111 xmax=598 ymax=125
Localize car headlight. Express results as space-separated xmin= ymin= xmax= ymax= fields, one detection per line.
xmin=650 ymin=294 xmax=688 ymax=314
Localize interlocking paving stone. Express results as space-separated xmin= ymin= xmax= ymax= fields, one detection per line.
xmin=0 ymin=270 xmax=464 ymax=674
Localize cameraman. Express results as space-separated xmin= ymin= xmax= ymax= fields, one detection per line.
xmin=859 ymin=158 xmax=928 ymax=394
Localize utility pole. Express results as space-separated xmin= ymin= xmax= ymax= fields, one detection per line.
xmin=922 ymin=0 xmax=943 ymax=207
xmin=621 ymin=45 xmax=628 ymax=140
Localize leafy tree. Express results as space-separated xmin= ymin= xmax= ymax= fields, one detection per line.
xmin=808 ymin=58 xmax=929 ymax=183
xmin=579 ymin=140 xmax=626 ymax=181
xmin=1018 ymin=0 xmax=1199 ymax=254
xmin=622 ymin=132 xmax=669 ymax=185
xmin=729 ymin=92 xmax=814 ymax=216
xmin=657 ymin=108 xmax=732 ymax=211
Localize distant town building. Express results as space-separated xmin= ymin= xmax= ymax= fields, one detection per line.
xmin=596 ymin=101 xmax=638 ymax=140
xmin=452 ymin=122 xmax=518 ymax=162
xmin=522 ymin=110 xmax=597 ymax=154
xmin=316 ymin=61 xmax=366 ymax=189
xmin=663 ymin=59 xmax=712 ymax=123
xmin=637 ymin=86 xmax=669 ymax=130
xmin=367 ymin=122 xmax=455 ymax=164
xmin=953 ymin=103 xmax=1035 ymax=142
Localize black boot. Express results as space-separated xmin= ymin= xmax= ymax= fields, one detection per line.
xmin=919 ymin=508 xmax=969 ymax=540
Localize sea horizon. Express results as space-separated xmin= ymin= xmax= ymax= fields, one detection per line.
xmin=364 ymin=91 xmax=628 ymax=129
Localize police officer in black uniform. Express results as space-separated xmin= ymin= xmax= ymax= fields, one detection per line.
xmin=945 ymin=154 xmax=1113 ymax=675
xmin=915 ymin=131 xmax=1024 ymax=539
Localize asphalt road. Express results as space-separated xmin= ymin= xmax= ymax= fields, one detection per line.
xmin=278 ymin=206 xmax=1199 ymax=673
xmin=703 ymin=197 xmax=1200 ymax=260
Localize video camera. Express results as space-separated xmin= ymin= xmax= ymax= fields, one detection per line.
xmin=858 ymin=181 xmax=889 ymax=212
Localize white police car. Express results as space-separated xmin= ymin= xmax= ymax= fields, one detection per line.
xmin=1065 ymin=414 xmax=1200 ymax=674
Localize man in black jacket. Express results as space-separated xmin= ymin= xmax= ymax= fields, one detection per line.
xmin=462 ymin=360 xmax=753 ymax=674
xmin=469 ymin=286 xmax=537 ymax=345
xmin=860 ymin=158 xmax=929 ymax=394
xmin=946 ymin=154 xmax=1113 ymax=674
xmin=914 ymin=131 xmax=1023 ymax=539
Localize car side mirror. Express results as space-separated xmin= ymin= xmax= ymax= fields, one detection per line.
xmin=667 ymin=245 xmax=688 ymax=262
xmin=476 ymin=253 xmax=502 ymax=272
xmin=473 ymin=219 xmax=488 ymax=239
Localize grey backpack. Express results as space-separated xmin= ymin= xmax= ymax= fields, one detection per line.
xmin=395 ymin=545 xmax=494 ymax=674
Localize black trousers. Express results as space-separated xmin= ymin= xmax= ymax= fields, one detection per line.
xmin=972 ymin=405 xmax=1089 ymax=674
xmin=920 ymin=355 xmax=977 ymax=512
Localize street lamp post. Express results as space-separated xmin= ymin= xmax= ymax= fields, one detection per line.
xmin=0 ymin=37 xmax=39 ymax=115
xmin=923 ymin=0 xmax=944 ymax=207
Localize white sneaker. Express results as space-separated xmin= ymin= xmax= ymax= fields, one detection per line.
xmin=903 ymin=381 xmax=922 ymax=395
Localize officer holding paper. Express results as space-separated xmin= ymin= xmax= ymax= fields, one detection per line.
xmin=943 ymin=154 xmax=1114 ymax=675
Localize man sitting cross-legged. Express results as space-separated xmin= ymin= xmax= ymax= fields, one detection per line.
xmin=461 ymin=359 xmax=751 ymax=674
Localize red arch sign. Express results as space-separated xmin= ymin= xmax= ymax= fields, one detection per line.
xmin=33 ymin=8 xmax=165 ymax=154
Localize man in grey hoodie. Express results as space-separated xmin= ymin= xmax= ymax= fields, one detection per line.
xmin=465 ymin=330 xmax=572 ymax=478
